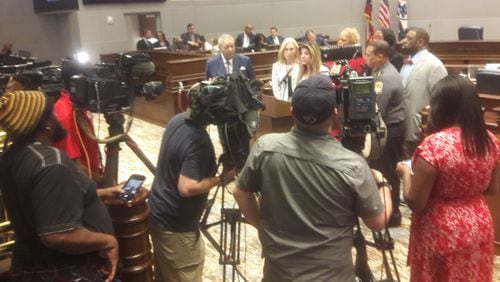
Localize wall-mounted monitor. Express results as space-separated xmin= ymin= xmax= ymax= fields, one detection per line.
xmin=33 ymin=0 xmax=79 ymax=13
xmin=83 ymin=0 xmax=166 ymax=3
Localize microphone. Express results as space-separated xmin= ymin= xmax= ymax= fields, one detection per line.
xmin=240 ymin=66 xmax=248 ymax=78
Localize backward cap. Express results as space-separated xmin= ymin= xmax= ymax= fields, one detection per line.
xmin=0 ymin=90 xmax=47 ymax=141
xmin=292 ymin=75 xmax=336 ymax=125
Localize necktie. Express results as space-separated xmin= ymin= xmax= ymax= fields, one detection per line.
xmin=225 ymin=61 xmax=232 ymax=74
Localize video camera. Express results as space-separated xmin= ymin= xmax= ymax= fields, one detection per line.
xmin=188 ymin=72 xmax=264 ymax=169
xmin=320 ymin=44 xmax=386 ymax=156
xmin=68 ymin=52 xmax=164 ymax=113
xmin=0 ymin=55 xmax=58 ymax=95
xmin=320 ymin=43 xmax=363 ymax=63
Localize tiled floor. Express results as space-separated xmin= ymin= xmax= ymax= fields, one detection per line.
xmin=101 ymin=114 xmax=500 ymax=282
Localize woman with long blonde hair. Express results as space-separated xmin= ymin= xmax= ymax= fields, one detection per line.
xmin=271 ymin=38 xmax=300 ymax=101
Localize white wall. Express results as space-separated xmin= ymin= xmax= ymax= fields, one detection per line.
xmin=1 ymin=0 xmax=500 ymax=63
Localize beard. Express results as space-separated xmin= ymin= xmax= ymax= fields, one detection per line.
xmin=51 ymin=119 xmax=67 ymax=143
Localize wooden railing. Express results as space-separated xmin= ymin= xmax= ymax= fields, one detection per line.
xmin=429 ymin=41 xmax=500 ymax=65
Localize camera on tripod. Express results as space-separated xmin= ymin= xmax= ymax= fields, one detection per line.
xmin=67 ymin=52 xmax=164 ymax=114
xmin=336 ymin=75 xmax=385 ymax=138
xmin=0 ymin=55 xmax=56 ymax=94
xmin=188 ymin=72 xmax=264 ymax=170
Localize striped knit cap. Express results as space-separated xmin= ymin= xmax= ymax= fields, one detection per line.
xmin=0 ymin=90 xmax=47 ymax=141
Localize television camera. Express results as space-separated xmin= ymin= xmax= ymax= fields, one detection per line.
xmin=0 ymin=55 xmax=57 ymax=95
xmin=188 ymin=72 xmax=264 ymax=169
xmin=320 ymin=44 xmax=386 ymax=157
xmin=68 ymin=52 xmax=163 ymax=114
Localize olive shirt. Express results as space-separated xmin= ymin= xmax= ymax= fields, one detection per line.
xmin=237 ymin=127 xmax=383 ymax=281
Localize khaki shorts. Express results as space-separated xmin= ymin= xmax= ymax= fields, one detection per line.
xmin=150 ymin=224 xmax=205 ymax=282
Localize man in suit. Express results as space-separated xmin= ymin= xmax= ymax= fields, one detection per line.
xmin=305 ymin=29 xmax=328 ymax=46
xmin=399 ymin=27 xmax=447 ymax=157
xmin=235 ymin=24 xmax=255 ymax=49
xmin=205 ymin=34 xmax=256 ymax=80
xmin=180 ymin=23 xmax=203 ymax=50
xmin=136 ymin=29 xmax=154 ymax=51
xmin=266 ymin=26 xmax=285 ymax=45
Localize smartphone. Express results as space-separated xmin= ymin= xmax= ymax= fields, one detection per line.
xmin=119 ymin=174 xmax=145 ymax=201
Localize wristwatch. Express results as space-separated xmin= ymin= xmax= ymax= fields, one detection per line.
xmin=377 ymin=180 xmax=392 ymax=190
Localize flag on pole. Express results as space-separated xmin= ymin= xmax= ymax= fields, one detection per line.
xmin=364 ymin=0 xmax=374 ymax=41
xmin=378 ymin=0 xmax=391 ymax=28
xmin=398 ymin=0 xmax=408 ymax=39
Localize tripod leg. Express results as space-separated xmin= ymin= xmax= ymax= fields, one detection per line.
xmin=389 ymin=248 xmax=401 ymax=281
xmin=102 ymin=113 xmax=125 ymax=187
xmin=123 ymin=134 xmax=156 ymax=174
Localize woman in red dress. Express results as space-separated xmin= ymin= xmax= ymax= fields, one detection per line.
xmin=404 ymin=74 xmax=500 ymax=281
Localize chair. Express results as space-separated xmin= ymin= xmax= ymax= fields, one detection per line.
xmin=458 ymin=26 xmax=483 ymax=40
xmin=476 ymin=68 xmax=500 ymax=94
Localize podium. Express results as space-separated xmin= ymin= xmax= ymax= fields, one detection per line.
xmin=106 ymin=188 xmax=154 ymax=282
xmin=256 ymin=95 xmax=293 ymax=138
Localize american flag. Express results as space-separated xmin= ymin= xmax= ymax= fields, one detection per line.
xmin=364 ymin=0 xmax=374 ymax=41
xmin=398 ymin=0 xmax=408 ymax=39
xmin=378 ymin=0 xmax=391 ymax=28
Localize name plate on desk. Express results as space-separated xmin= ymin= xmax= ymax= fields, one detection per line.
xmin=261 ymin=95 xmax=291 ymax=118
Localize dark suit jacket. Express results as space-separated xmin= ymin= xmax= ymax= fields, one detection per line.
xmin=266 ymin=35 xmax=285 ymax=45
xmin=235 ymin=33 xmax=255 ymax=48
xmin=181 ymin=32 xmax=202 ymax=45
xmin=136 ymin=38 xmax=153 ymax=50
xmin=205 ymin=54 xmax=256 ymax=80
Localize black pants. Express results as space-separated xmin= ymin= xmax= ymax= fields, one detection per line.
xmin=370 ymin=122 xmax=405 ymax=213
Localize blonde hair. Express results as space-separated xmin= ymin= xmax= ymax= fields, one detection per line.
xmin=218 ymin=34 xmax=235 ymax=48
xmin=339 ymin=27 xmax=361 ymax=44
xmin=277 ymin=38 xmax=299 ymax=64
xmin=297 ymin=43 xmax=323 ymax=82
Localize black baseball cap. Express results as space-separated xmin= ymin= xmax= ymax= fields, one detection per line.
xmin=292 ymin=75 xmax=337 ymax=125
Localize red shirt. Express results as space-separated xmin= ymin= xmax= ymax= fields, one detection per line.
xmin=53 ymin=91 xmax=101 ymax=173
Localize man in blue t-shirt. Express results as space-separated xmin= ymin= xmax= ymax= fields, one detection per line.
xmin=148 ymin=111 xmax=236 ymax=282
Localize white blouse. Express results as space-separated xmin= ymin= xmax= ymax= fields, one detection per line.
xmin=271 ymin=62 xmax=300 ymax=101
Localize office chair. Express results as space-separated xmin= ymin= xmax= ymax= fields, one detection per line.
xmin=458 ymin=26 xmax=484 ymax=40
xmin=476 ymin=68 xmax=500 ymax=94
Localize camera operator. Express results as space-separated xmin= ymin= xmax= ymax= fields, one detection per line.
xmin=233 ymin=75 xmax=392 ymax=281
xmin=0 ymin=91 xmax=119 ymax=281
xmin=53 ymin=61 xmax=104 ymax=185
xmin=364 ymin=40 xmax=406 ymax=227
xmin=148 ymin=109 xmax=237 ymax=282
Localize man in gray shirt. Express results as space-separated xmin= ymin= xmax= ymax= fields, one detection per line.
xmin=233 ymin=75 xmax=393 ymax=281
xmin=365 ymin=40 xmax=406 ymax=227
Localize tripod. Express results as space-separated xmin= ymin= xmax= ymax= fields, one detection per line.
xmin=366 ymin=228 xmax=400 ymax=282
xmin=200 ymin=181 xmax=247 ymax=282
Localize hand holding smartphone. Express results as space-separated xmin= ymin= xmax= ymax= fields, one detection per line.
xmin=119 ymin=174 xmax=145 ymax=201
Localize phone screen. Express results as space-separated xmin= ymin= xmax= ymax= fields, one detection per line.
xmin=120 ymin=176 xmax=145 ymax=201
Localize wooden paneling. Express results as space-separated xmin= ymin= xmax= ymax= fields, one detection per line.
xmin=430 ymin=41 xmax=500 ymax=65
